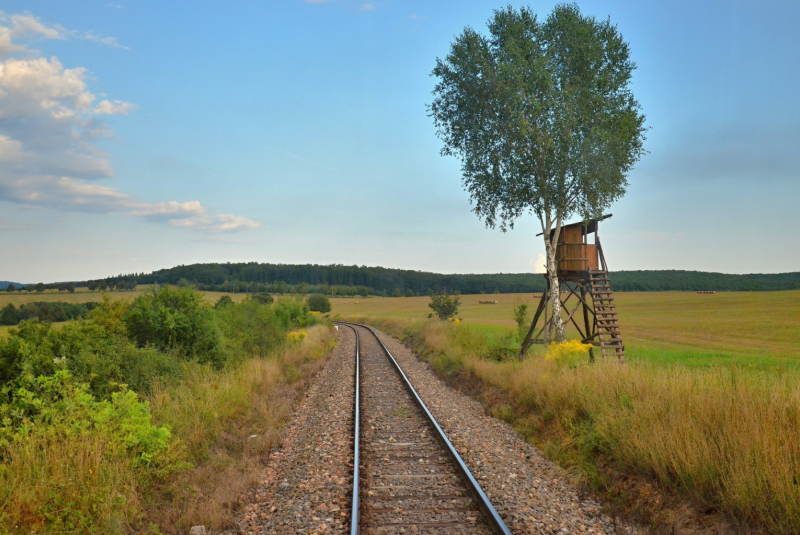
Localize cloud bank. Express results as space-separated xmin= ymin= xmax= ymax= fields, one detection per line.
xmin=0 ymin=12 xmax=258 ymax=233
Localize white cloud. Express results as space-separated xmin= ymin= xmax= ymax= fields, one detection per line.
xmin=82 ymin=32 xmax=129 ymax=50
xmin=0 ymin=11 xmax=128 ymax=57
xmin=358 ymin=4 xmax=376 ymax=12
xmin=530 ymin=253 xmax=547 ymax=273
xmin=304 ymin=0 xmax=336 ymax=3
xmin=170 ymin=213 xmax=260 ymax=233
xmin=0 ymin=12 xmax=259 ymax=234
xmin=408 ymin=13 xmax=425 ymax=21
xmin=93 ymin=99 xmax=135 ymax=115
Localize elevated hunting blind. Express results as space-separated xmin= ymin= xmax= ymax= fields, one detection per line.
xmin=522 ymin=214 xmax=625 ymax=361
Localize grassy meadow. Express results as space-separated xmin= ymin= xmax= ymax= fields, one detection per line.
xmin=332 ymin=290 xmax=800 ymax=367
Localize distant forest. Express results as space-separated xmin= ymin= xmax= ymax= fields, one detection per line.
xmin=63 ymin=263 xmax=800 ymax=295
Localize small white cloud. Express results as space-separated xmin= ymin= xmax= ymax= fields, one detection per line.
xmin=128 ymin=200 xmax=205 ymax=218
xmin=93 ymin=99 xmax=135 ymax=115
xmin=530 ymin=253 xmax=547 ymax=274
xmin=304 ymin=0 xmax=335 ymax=3
xmin=83 ymin=32 xmax=130 ymax=50
xmin=358 ymin=3 xmax=375 ymax=12
xmin=169 ymin=213 xmax=260 ymax=233
xmin=408 ymin=13 xmax=425 ymax=21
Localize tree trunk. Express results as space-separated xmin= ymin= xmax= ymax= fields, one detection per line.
xmin=545 ymin=234 xmax=566 ymax=343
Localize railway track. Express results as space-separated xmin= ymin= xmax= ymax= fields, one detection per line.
xmin=339 ymin=322 xmax=512 ymax=535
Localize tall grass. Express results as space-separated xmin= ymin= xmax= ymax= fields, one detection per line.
xmin=370 ymin=318 xmax=800 ymax=533
xmin=145 ymin=324 xmax=335 ymax=533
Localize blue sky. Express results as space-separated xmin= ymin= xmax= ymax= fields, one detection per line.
xmin=0 ymin=1 xmax=798 ymax=283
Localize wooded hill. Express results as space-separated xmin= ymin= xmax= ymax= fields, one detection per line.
xmin=82 ymin=263 xmax=800 ymax=295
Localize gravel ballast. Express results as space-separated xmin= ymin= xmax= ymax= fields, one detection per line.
xmin=236 ymin=329 xmax=355 ymax=535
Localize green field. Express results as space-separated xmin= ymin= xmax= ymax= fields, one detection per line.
xmin=333 ymin=290 xmax=800 ymax=368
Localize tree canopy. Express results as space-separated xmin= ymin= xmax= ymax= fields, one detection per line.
xmin=430 ymin=4 xmax=646 ymax=341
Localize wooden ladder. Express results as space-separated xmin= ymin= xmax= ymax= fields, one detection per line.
xmin=589 ymin=270 xmax=625 ymax=362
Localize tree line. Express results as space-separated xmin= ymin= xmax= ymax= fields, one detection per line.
xmin=0 ymin=301 xmax=99 ymax=325
xmin=53 ymin=263 xmax=800 ymax=295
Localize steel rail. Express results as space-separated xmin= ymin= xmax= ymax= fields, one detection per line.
xmin=338 ymin=321 xmax=513 ymax=535
xmin=339 ymin=323 xmax=361 ymax=535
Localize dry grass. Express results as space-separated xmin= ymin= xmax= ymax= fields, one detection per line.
xmin=0 ymin=432 xmax=145 ymax=533
xmin=372 ymin=318 xmax=800 ymax=533
xmin=145 ymin=325 xmax=335 ymax=533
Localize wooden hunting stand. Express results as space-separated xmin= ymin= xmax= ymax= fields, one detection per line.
xmin=520 ymin=214 xmax=625 ymax=362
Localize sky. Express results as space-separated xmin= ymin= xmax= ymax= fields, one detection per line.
xmin=0 ymin=0 xmax=798 ymax=283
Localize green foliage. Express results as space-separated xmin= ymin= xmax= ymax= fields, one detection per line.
xmin=215 ymin=295 xmax=234 ymax=309
xmin=0 ymin=370 xmax=172 ymax=463
xmin=391 ymin=288 xmax=403 ymax=297
xmin=0 ymin=304 xmax=19 ymax=326
xmin=215 ymin=298 xmax=287 ymax=359
xmin=404 ymin=289 xmax=415 ymax=297
xmin=306 ymin=293 xmax=331 ymax=313
xmin=0 ymin=301 xmax=98 ymax=325
xmin=429 ymin=4 xmax=646 ymax=230
xmin=428 ymin=290 xmax=461 ymax=320
xmin=512 ymin=300 xmax=529 ymax=341
xmin=252 ymin=292 xmax=274 ymax=304
xmin=124 ymin=286 xmax=224 ymax=367
xmin=0 ymin=370 xmax=177 ymax=533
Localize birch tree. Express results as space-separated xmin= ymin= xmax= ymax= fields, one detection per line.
xmin=429 ymin=3 xmax=646 ymax=342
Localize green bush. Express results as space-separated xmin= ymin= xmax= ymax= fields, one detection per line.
xmin=0 ymin=319 xmax=183 ymax=400
xmin=214 ymin=295 xmax=234 ymax=308
xmin=252 ymin=292 xmax=274 ymax=304
xmin=306 ymin=294 xmax=331 ymax=313
xmin=215 ymin=298 xmax=286 ymax=359
xmin=124 ymin=286 xmax=224 ymax=367
xmin=428 ymin=290 xmax=461 ymax=320
xmin=0 ymin=301 xmax=97 ymax=326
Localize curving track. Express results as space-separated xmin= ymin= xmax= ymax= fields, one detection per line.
xmin=339 ymin=322 xmax=512 ymax=535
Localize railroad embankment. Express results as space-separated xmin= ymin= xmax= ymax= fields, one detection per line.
xmin=363 ymin=318 xmax=798 ymax=534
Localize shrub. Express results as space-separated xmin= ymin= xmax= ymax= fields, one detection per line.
xmin=214 ymin=295 xmax=234 ymax=309
xmin=512 ymin=299 xmax=529 ymax=341
xmin=428 ymin=290 xmax=461 ymax=320
xmin=0 ymin=370 xmax=177 ymax=533
xmin=215 ymin=298 xmax=286 ymax=359
xmin=306 ymin=293 xmax=331 ymax=313
xmin=252 ymin=292 xmax=274 ymax=305
xmin=124 ymin=286 xmax=224 ymax=367
xmin=391 ymin=288 xmax=403 ymax=297
xmin=0 ymin=304 xmax=19 ymax=325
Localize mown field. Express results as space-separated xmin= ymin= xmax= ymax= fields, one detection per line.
xmin=332 ymin=290 xmax=800 ymax=367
